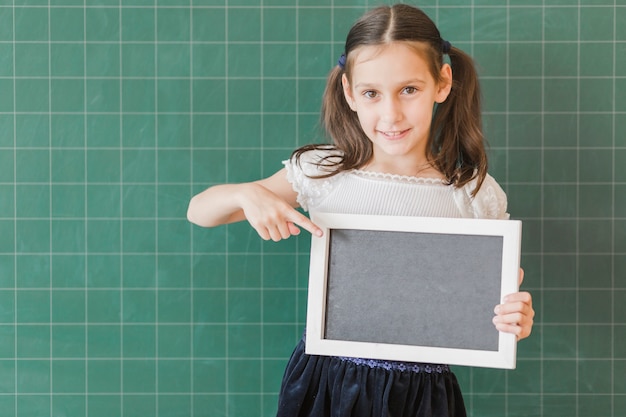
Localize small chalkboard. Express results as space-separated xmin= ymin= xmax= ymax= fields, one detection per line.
xmin=305 ymin=212 xmax=522 ymax=369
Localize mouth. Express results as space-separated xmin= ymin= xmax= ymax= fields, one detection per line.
xmin=378 ymin=128 xmax=411 ymax=139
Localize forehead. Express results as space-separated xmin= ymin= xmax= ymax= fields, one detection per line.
xmin=348 ymin=42 xmax=434 ymax=84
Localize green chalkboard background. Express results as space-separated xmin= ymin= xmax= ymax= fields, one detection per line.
xmin=1 ymin=0 xmax=625 ymax=415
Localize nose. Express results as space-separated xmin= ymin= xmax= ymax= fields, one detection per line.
xmin=380 ymin=96 xmax=403 ymax=124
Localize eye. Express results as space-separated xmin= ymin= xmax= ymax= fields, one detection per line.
xmin=362 ymin=90 xmax=378 ymax=99
xmin=402 ymin=86 xmax=418 ymax=95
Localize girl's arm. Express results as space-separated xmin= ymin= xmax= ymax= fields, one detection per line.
xmin=492 ymin=268 xmax=535 ymax=341
xmin=187 ymin=168 xmax=322 ymax=241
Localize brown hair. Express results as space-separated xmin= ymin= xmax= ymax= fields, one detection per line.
xmin=292 ymin=3 xmax=488 ymax=195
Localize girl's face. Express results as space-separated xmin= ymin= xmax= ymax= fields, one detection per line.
xmin=342 ymin=42 xmax=452 ymax=174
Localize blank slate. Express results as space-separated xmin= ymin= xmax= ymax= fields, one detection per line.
xmin=305 ymin=213 xmax=522 ymax=369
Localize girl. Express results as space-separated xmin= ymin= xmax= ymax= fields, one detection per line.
xmin=188 ymin=4 xmax=534 ymax=417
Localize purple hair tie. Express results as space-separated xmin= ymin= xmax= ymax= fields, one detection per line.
xmin=337 ymin=53 xmax=346 ymax=69
xmin=442 ymin=40 xmax=451 ymax=54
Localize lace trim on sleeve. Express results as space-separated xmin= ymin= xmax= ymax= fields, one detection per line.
xmin=453 ymin=174 xmax=509 ymax=219
xmin=283 ymin=149 xmax=340 ymax=211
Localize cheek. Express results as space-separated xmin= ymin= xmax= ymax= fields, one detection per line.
xmin=410 ymin=100 xmax=435 ymax=120
xmin=354 ymin=108 xmax=377 ymax=129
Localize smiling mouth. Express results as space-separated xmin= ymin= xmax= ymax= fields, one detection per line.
xmin=380 ymin=129 xmax=410 ymax=138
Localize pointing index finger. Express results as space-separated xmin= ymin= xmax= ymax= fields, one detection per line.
xmin=289 ymin=211 xmax=323 ymax=237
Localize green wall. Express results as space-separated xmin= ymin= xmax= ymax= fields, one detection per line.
xmin=1 ymin=0 xmax=625 ymax=415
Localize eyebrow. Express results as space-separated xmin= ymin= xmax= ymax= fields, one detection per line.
xmin=353 ymin=79 xmax=428 ymax=90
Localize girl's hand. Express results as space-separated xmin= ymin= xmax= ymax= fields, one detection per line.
xmin=492 ymin=268 xmax=535 ymax=341
xmin=241 ymin=183 xmax=322 ymax=241
xmin=187 ymin=168 xmax=321 ymax=241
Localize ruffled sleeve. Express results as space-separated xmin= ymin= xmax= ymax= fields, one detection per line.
xmin=282 ymin=149 xmax=342 ymax=212
xmin=452 ymin=173 xmax=509 ymax=220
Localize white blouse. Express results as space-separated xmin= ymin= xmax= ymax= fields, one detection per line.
xmin=283 ymin=149 xmax=509 ymax=220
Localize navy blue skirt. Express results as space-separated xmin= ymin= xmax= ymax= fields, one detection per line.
xmin=276 ymin=338 xmax=466 ymax=417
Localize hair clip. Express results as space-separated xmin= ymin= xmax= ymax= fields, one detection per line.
xmin=337 ymin=53 xmax=347 ymax=69
xmin=442 ymin=40 xmax=452 ymax=55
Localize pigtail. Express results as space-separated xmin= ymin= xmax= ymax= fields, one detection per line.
xmin=293 ymin=64 xmax=372 ymax=176
xmin=431 ymin=45 xmax=488 ymax=196
xmin=322 ymin=66 xmax=373 ymax=168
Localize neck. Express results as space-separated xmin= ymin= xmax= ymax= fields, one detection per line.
xmin=364 ymin=158 xmax=443 ymax=178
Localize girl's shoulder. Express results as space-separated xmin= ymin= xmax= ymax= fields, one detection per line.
xmin=283 ymin=146 xmax=344 ymax=211
xmin=454 ymin=173 xmax=509 ymax=220
xmin=287 ymin=146 xmax=344 ymax=176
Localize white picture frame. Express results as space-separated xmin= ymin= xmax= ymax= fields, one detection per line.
xmin=305 ymin=212 xmax=522 ymax=369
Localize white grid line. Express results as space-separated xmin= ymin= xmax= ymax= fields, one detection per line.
xmin=152 ymin=0 xmax=159 ymax=414
xmin=575 ymin=2 xmax=581 ymax=416
xmin=47 ymin=0 xmax=53 ymax=413
xmin=223 ymin=2 xmax=229 ymax=415
xmin=259 ymin=1 xmax=265 ymax=413
xmin=11 ymin=0 xmax=17 ymax=414
xmin=82 ymin=0 xmax=89 ymax=413
xmin=504 ymin=0 xmax=510 ymax=413
xmin=611 ymin=2 xmax=617 ymax=416
xmin=539 ymin=1 xmax=545 ymax=415
xmin=188 ymin=0 xmax=195 ymax=416
xmin=117 ymin=0 xmax=124 ymax=413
